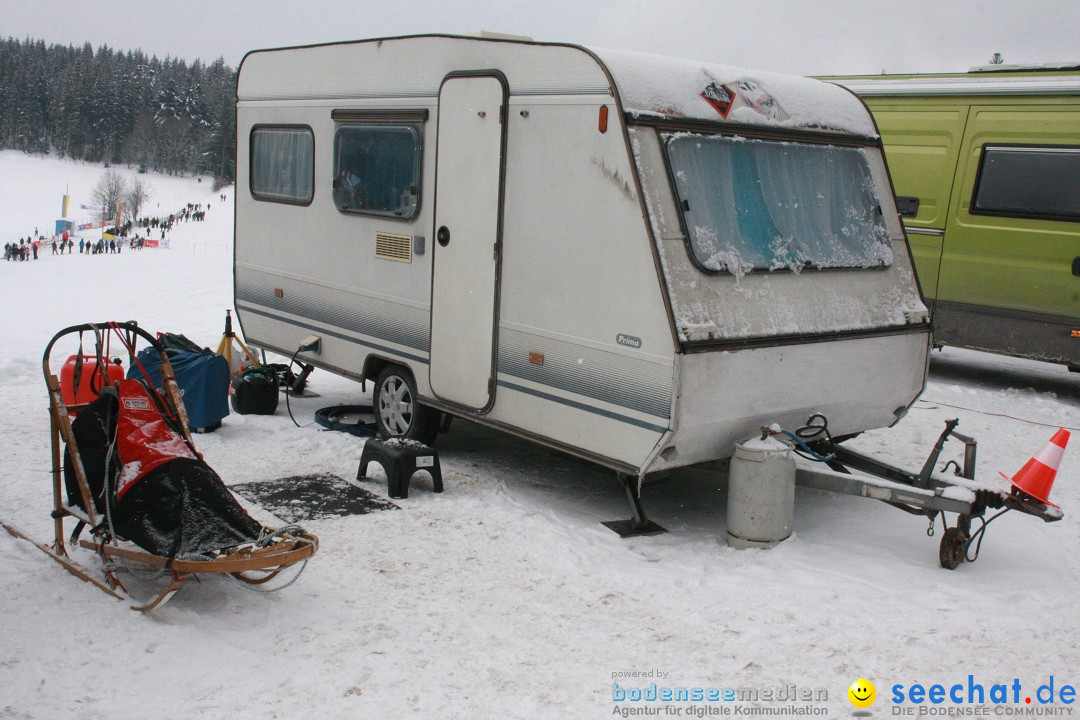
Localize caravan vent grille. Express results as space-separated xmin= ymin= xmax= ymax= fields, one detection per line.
xmin=375 ymin=232 xmax=412 ymax=263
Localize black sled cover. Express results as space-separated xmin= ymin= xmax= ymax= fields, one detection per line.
xmin=63 ymin=380 xmax=261 ymax=558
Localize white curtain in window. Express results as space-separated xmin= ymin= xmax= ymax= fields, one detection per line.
xmin=252 ymin=129 xmax=313 ymax=202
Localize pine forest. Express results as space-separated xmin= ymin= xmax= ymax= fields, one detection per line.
xmin=0 ymin=37 xmax=236 ymax=182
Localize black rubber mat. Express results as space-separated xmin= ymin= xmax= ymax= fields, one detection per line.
xmin=232 ymin=473 xmax=399 ymax=522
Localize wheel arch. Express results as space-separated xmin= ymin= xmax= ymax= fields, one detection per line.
xmin=361 ymin=354 xmax=402 ymax=385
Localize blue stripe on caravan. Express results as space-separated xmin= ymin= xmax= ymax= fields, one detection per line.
xmin=496 ymin=380 xmax=669 ymax=434
xmin=235 ymin=273 xmax=429 ymax=352
xmin=236 ymin=303 xmax=430 ymax=366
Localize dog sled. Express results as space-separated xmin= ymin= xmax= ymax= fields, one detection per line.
xmin=6 ymin=321 xmax=318 ymax=612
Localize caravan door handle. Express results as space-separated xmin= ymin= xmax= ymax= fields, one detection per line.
xmin=437 ymin=226 xmax=450 ymax=247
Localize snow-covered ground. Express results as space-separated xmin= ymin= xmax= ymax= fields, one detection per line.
xmin=0 ymin=149 xmax=1077 ymax=719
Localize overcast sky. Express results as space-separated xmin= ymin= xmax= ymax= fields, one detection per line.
xmin=2 ymin=0 xmax=1077 ymax=76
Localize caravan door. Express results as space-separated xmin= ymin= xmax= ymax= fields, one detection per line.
xmin=429 ymin=73 xmax=507 ymax=411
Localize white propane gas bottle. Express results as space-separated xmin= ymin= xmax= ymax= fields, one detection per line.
xmin=726 ymin=436 xmax=796 ymax=549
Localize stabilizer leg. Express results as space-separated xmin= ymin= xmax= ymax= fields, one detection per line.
xmin=601 ymin=474 xmax=667 ymax=538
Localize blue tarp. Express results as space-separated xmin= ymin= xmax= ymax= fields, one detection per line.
xmin=128 ymin=348 xmax=230 ymax=431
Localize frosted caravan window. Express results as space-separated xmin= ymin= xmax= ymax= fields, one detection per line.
xmin=333 ymin=125 xmax=421 ymax=219
xmin=972 ymin=145 xmax=1080 ymax=222
xmin=664 ymin=134 xmax=893 ymax=276
xmin=250 ymin=127 xmax=314 ymax=204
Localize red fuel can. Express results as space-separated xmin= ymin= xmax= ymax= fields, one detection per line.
xmin=60 ymin=355 xmax=125 ymax=408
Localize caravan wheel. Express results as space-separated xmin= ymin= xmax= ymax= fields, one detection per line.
xmin=373 ymin=365 xmax=439 ymax=445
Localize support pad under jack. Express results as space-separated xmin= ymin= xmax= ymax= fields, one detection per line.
xmin=601 ymin=474 xmax=667 ymax=538
xmin=282 ymin=361 xmax=319 ymax=397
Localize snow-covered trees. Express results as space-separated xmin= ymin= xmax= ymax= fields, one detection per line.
xmin=0 ymin=37 xmax=236 ymax=183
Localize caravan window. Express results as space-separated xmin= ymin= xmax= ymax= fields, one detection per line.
xmin=664 ymin=133 xmax=893 ymax=276
xmin=250 ymin=126 xmax=314 ymax=205
xmin=333 ymin=125 xmax=421 ymax=219
xmin=972 ymin=145 xmax=1080 ymax=222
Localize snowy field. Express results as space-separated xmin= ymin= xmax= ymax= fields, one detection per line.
xmin=0 ymin=149 xmax=1077 ymax=719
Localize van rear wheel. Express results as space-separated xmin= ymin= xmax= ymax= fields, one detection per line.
xmin=373 ymin=365 xmax=439 ymax=445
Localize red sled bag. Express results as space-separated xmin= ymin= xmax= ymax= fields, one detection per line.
xmin=112 ymin=380 xmax=199 ymax=499
xmin=64 ymin=379 xmax=260 ymax=558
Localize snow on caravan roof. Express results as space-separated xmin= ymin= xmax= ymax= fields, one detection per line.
xmin=595 ymin=48 xmax=878 ymax=138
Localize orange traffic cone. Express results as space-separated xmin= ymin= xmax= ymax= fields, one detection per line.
xmin=999 ymin=429 xmax=1069 ymax=508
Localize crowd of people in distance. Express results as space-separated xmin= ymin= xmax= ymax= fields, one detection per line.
xmin=4 ymin=234 xmax=50 ymax=260
xmin=4 ymin=199 xmax=219 ymax=264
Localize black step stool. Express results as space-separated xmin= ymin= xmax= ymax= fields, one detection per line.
xmin=357 ymin=437 xmax=443 ymax=499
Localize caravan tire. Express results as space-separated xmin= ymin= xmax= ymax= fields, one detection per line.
xmin=373 ymin=365 xmax=440 ymax=445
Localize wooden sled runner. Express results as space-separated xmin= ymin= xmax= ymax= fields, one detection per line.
xmin=28 ymin=320 xmax=318 ymax=612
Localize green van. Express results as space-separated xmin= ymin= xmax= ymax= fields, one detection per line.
xmin=826 ymin=65 xmax=1080 ymax=371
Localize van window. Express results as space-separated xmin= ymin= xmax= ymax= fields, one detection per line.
xmin=664 ymin=133 xmax=893 ymax=276
xmin=250 ymin=126 xmax=314 ymax=204
xmin=333 ymin=125 xmax=421 ymax=219
xmin=972 ymin=145 xmax=1080 ymax=222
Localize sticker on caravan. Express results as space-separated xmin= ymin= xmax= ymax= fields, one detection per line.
xmin=616 ymin=334 xmax=643 ymax=349
xmin=700 ymin=82 xmax=736 ymax=118
xmin=734 ymin=79 xmax=789 ymax=122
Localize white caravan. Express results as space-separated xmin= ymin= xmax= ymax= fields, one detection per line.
xmin=234 ymin=34 xmax=931 ymax=479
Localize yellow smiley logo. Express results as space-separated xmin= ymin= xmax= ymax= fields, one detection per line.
xmin=848 ymin=678 xmax=876 ymax=708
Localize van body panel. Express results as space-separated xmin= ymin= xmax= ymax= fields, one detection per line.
xmin=863 ymin=104 xmax=967 ymax=297
xmin=865 ymin=107 xmax=967 ymax=232
xmin=943 ymin=107 xmax=1079 ymax=318
xmin=828 ymin=70 xmax=1080 ymax=368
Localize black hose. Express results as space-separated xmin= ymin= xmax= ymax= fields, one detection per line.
xmin=313 ymin=405 xmax=378 ymax=437
xmin=965 ymin=507 xmax=1012 ymax=563
xmin=285 ymin=349 xmax=303 ymax=428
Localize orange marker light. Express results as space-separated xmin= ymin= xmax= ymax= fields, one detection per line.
xmin=598 ymin=105 xmax=609 ymax=133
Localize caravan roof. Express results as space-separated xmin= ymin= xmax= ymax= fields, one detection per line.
xmin=238 ymin=35 xmax=877 ymax=137
xmin=596 ymin=48 xmax=877 ymax=137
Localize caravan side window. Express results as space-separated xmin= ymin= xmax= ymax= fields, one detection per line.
xmin=972 ymin=145 xmax=1080 ymax=222
xmin=250 ymin=126 xmax=314 ymax=205
xmin=333 ymin=124 xmax=422 ymax=219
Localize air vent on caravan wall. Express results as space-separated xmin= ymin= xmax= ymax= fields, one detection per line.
xmin=375 ymin=232 xmax=413 ymax=263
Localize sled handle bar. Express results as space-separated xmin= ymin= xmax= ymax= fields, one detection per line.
xmin=41 ymin=320 xmax=193 ymax=442
xmin=41 ymin=321 xmax=160 ymax=369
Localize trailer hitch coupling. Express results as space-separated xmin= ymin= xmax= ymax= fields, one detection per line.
xmin=791 ymin=416 xmax=1065 ymax=569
